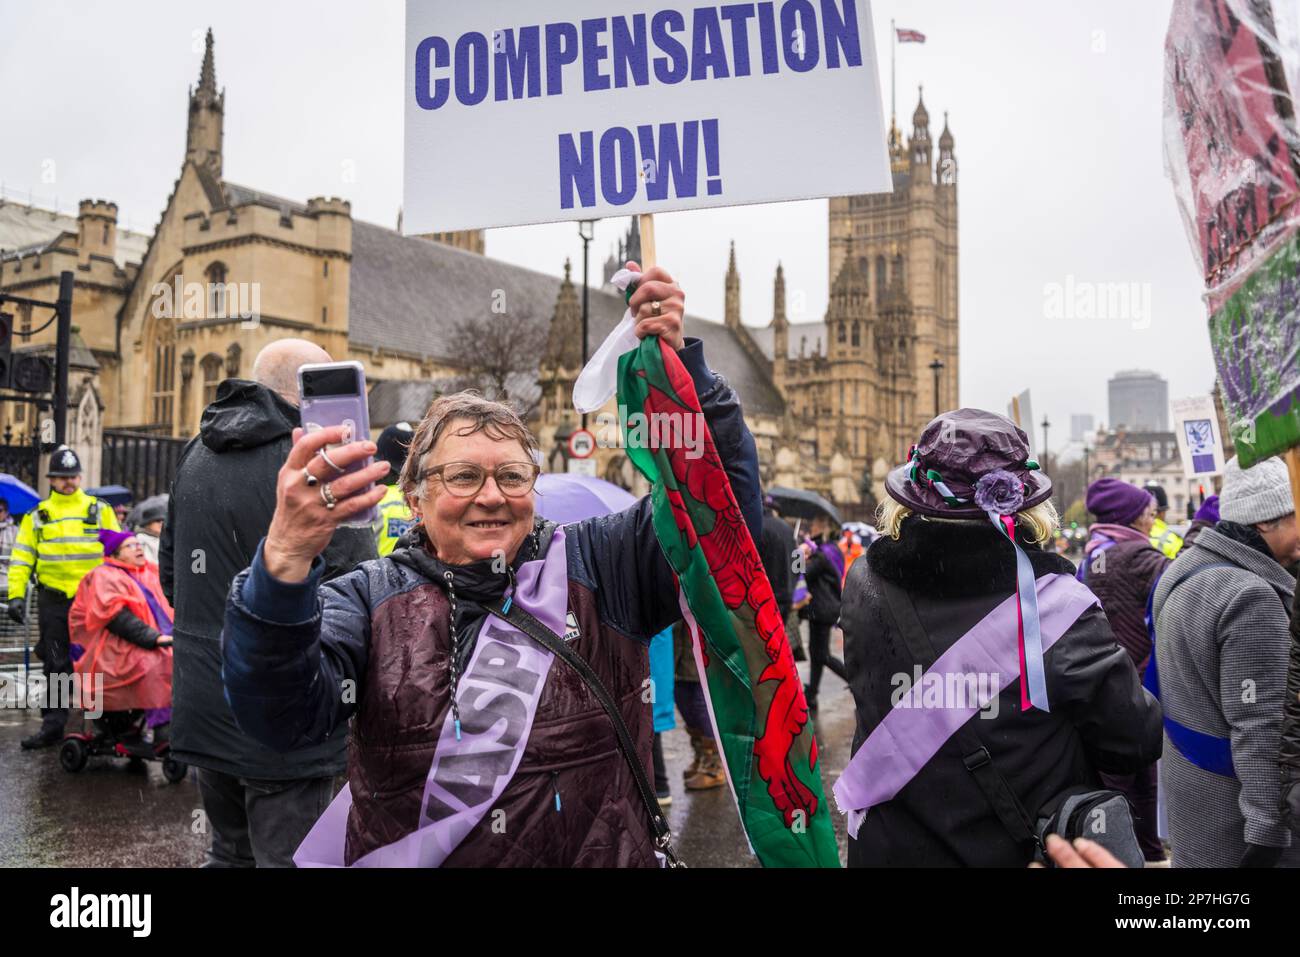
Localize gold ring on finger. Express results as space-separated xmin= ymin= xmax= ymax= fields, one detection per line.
xmin=651 ymin=300 xmax=662 ymax=316
xmin=302 ymin=466 xmax=319 ymax=488
xmin=319 ymin=447 xmax=346 ymax=474
xmin=319 ymin=482 xmax=337 ymax=510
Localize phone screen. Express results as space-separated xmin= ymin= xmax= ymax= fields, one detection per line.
xmin=301 ymin=366 xmax=361 ymax=399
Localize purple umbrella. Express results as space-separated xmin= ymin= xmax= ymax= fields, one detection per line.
xmin=534 ymin=473 xmax=638 ymax=523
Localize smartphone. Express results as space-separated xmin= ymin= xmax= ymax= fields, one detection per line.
xmin=297 ymin=360 xmax=378 ymax=528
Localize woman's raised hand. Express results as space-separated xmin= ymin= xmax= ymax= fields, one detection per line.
xmin=625 ymin=261 xmax=685 ymax=351
xmin=263 ymin=426 xmax=389 ymax=584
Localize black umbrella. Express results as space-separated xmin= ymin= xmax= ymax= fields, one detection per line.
xmin=766 ymin=486 xmax=842 ymax=526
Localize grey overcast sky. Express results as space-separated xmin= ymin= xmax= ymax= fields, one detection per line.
xmin=0 ymin=0 xmax=1213 ymax=459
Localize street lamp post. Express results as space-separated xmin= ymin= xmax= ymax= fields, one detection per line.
xmin=928 ymin=357 xmax=944 ymax=418
xmin=1041 ymin=415 xmax=1051 ymax=473
xmin=577 ymin=220 xmax=596 ymax=431
xmin=1083 ymin=444 xmax=1091 ymax=491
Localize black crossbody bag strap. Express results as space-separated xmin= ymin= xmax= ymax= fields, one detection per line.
xmin=486 ymin=597 xmax=685 ymax=868
xmin=876 ymin=577 xmax=1040 ymax=849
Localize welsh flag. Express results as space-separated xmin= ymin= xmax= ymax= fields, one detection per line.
xmin=618 ymin=336 xmax=840 ymax=868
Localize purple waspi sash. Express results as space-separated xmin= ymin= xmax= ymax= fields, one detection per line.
xmin=295 ymin=527 xmax=571 ymax=867
xmin=832 ymin=573 xmax=1098 ymax=839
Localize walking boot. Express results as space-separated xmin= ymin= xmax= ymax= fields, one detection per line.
xmin=682 ymin=730 xmax=708 ymax=782
xmin=684 ymin=738 xmax=726 ymax=790
xmin=20 ymin=727 xmax=62 ymax=750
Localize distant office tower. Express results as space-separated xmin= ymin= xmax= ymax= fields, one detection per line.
xmin=1071 ymin=414 xmax=1095 ymax=442
xmin=1108 ymin=370 xmax=1169 ymax=431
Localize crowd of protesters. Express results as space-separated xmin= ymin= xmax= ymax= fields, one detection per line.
xmin=6 ymin=272 xmax=1300 ymax=870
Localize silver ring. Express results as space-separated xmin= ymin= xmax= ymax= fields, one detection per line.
xmin=651 ymin=300 xmax=662 ymax=316
xmin=318 ymin=447 xmax=346 ymax=474
xmin=319 ymin=482 xmax=337 ymax=510
xmin=302 ymin=467 xmax=319 ymax=487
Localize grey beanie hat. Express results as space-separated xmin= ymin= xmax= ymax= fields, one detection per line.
xmin=1219 ymin=455 xmax=1294 ymax=525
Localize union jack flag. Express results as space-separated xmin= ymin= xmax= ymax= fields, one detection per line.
xmin=896 ymin=28 xmax=926 ymax=43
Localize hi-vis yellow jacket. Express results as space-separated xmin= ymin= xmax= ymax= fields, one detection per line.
xmin=8 ymin=489 xmax=120 ymax=600
xmin=374 ymin=483 xmax=415 ymax=557
xmin=1149 ymin=517 xmax=1184 ymax=560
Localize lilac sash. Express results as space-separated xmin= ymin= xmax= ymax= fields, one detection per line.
xmin=295 ymin=527 xmax=571 ymax=868
xmin=832 ymin=573 xmax=1098 ymax=838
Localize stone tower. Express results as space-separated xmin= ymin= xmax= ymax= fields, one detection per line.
xmin=186 ymin=28 xmax=224 ymax=177
xmin=827 ymin=88 xmax=958 ymax=438
xmin=823 ymin=236 xmax=873 ymax=463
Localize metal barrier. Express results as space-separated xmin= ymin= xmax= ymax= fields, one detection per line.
xmin=0 ymin=555 xmax=38 ymax=678
xmin=101 ymin=430 xmax=188 ymax=501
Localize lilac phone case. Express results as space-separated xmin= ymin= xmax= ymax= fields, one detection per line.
xmin=297 ymin=360 xmax=378 ymax=528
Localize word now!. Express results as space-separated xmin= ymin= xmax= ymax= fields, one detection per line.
xmin=413 ymin=1 xmax=864 ymax=111
xmin=561 ymin=119 xmax=722 ymax=209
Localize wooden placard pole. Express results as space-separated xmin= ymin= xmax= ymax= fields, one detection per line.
xmin=638 ymin=213 xmax=657 ymax=270
xmin=1285 ymin=447 xmax=1300 ymax=531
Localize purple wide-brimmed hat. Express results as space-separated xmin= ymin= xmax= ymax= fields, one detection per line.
xmin=885 ymin=409 xmax=1053 ymax=519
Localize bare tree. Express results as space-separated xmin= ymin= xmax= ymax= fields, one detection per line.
xmin=443 ymin=304 xmax=548 ymax=418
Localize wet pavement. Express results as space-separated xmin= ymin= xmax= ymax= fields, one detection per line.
xmin=0 ymin=630 xmax=855 ymax=868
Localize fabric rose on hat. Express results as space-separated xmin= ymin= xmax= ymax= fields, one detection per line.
xmin=973 ymin=469 xmax=1025 ymax=516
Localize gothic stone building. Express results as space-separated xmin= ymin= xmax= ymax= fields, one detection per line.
xmin=0 ymin=33 xmax=957 ymax=509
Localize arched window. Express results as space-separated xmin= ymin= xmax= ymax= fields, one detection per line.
xmin=225 ymin=342 xmax=242 ymax=378
xmin=201 ymin=353 xmax=224 ymax=407
xmin=875 ymin=256 xmax=887 ymax=301
xmin=837 ymin=321 xmax=846 ymax=343
xmin=151 ymin=318 xmax=176 ymax=430
xmin=851 ymin=321 xmax=861 ymax=347
xmin=207 ymin=262 xmax=228 ymax=319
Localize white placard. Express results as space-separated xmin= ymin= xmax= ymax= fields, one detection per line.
xmin=1007 ymin=390 xmax=1038 ymax=461
xmin=404 ymin=0 xmax=891 ymax=233
xmin=567 ymin=457 xmax=598 ymax=476
xmin=1170 ymin=395 xmax=1226 ymax=478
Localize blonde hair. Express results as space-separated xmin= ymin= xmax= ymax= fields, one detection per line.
xmin=876 ymin=495 xmax=1060 ymax=547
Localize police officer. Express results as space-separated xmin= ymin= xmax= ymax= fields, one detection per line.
xmin=8 ymin=445 xmax=120 ymax=749
xmin=373 ymin=422 xmax=416 ymax=557
xmin=1143 ymin=481 xmax=1184 ymax=559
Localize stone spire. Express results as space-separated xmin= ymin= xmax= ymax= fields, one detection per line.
xmin=771 ymin=262 xmax=789 ymax=364
xmin=186 ymin=28 xmax=225 ymax=178
xmin=938 ymin=111 xmax=957 ymax=185
xmin=909 ymin=86 xmax=932 ymax=175
xmin=724 ymin=240 xmax=741 ymax=329
xmin=545 ymin=259 xmax=583 ymax=370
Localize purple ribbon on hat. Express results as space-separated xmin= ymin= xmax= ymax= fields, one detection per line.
xmin=975 ymin=470 xmax=1050 ymax=713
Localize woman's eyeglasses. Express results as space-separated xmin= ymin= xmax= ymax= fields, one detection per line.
xmin=416 ymin=461 xmax=540 ymax=498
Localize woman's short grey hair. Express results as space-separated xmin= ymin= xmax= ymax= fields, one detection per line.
xmin=398 ymin=391 xmax=540 ymax=502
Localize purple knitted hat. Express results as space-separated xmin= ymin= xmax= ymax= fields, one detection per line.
xmin=98 ymin=528 xmax=135 ymax=557
xmin=1085 ymin=478 xmax=1153 ymax=526
xmin=1193 ymin=494 xmax=1220 ymax=524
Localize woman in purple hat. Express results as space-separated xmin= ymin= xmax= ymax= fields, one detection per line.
xmin=1079 ymin=478 xmax=1171 ymax=862
xmin=833 ymin=409 xmax=1162 ymax=867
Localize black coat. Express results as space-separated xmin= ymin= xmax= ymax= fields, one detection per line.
xmin=159 ymin=379 xmax=376 ymax=780
xmin=759 ymin=512 xmax=796 ymax=619
xmin=802 ymin=537 xmax=842 ymax=626
xmin=841 ymin=516 xmax=1162 ymax=867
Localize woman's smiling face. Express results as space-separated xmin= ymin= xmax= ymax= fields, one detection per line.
xmin=414 ymin=419 xmax=535 ymax=566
